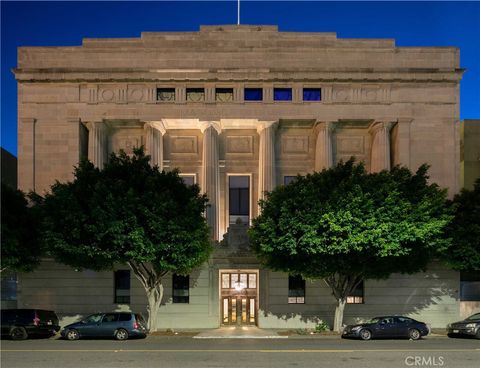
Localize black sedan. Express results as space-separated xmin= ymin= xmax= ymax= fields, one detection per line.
xmin=342 ymin=316 xmax=429 ymax=340
xmin=447 ymin=313 xmax=480 ymax=339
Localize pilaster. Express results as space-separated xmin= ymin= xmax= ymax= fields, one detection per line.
xmin=314 ymin=121 xmax=335 ymax=171
xmin=144 ymin=121 xmax=166 ymax=170
xmin=86 ymin=122 xmax=109 ymax=169
xmin=370 ymin=121 xmax=395 ymax=172
xmin=257 ymin=121 xmax=278 ymax=202
xmin=200 ymin=122 xmax=221 ymax=241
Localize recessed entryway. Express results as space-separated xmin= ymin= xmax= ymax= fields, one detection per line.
xmin=220 ymin=270 xmax=259 ymax=326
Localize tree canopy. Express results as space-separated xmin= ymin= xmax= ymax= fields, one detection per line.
xmin=40 ymin=148 xmax=212 ymax=330
xmin=1 ymin=182 xmax=42 ymax=273
xmin=442 ymin=178 xmax=480 ymax=271
xmin=249 ymin=159 xmax=452 ymax=331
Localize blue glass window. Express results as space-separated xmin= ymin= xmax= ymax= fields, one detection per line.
xmin=274 ymin=88 xmax=292 ymax=101
xmin=303 ymin=88 xmax=321 ymax=101
xmin=244 ymin=88 xmax=263 ymax=101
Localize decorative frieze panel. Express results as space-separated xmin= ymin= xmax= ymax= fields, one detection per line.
xmin=282 ymin=136 xmax=309 ymax=154
xmin=331 ymin=85 xmax=391 ymax=104
xmin=337 ymin=136 xmax=365 ymax=155
xmin=225 ymin=136 xmax=254 ymax=155
xmin=170 ymin=136 xmax=198 ymax=154
xmin=110 ymin=129 xmax=144 ymax=155
xmin=80 ymin=84 xmax=157 ymax=104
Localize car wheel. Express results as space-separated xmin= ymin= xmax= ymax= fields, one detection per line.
xmin=409 ymin=328 xmax=421 ymax=340
xmin=10 ymin=326 xmax=28 ymax=340
xmin=359 ymin=329 xmax=372 ymax=340
xmin=66 ymin=329 xmax=80 ymax=341
xmin=114 ymin=328 xmax=129 ymax=341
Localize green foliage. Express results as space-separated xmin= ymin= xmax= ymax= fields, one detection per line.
xmin=249 ymin=159 xmax=452 ymax=293
xmin=40 ymin=148 xmax=212 ymax=275
xmin=1 ymin=183 xmax=42 ymax=272
xmin=314 ymin=321 xmax=330 ymax=332
xmin=442 ymin=178 xmax=480 ymax=271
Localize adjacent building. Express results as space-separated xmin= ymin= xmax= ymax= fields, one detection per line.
xmin=13 ymin=25 xmax=471 ymax=329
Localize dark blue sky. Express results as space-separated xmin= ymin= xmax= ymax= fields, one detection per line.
xmin=2 ymin=1 xmax=479 ymax=156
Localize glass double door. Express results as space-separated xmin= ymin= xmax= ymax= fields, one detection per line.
xmin=222 ymin=296 xmax=256 ymax=325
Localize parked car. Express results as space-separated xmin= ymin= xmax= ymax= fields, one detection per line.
xmin=61 ymin=312 xmax=148 ymax=340
xmin=1 ymin=309 xmax=60 ymax=340
xmin=447 ymin=313 xmax=480 ymax=339
xmin=342 ymin=316 xmax=429 ymax=340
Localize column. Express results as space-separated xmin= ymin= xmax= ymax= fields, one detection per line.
xmin=144 ymin=121 xmax=166 ymax=170
xmin=86 ymin=122 xmax=109 ymax=169
xmin=315 ymin=121 xmax=335 ymax=171
xmin=394 ymin=118 xmax=413 ymax=169
xmin=200 ymin=122 xmax=221 ymax=241
xmin=370 ymin=121 xmax=394 ymax=173
xmin=257 ymin=121 xmax=277 ymax=201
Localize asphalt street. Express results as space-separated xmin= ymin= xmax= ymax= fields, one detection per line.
xmin=1 ymin=335 xmax=479 ymax=368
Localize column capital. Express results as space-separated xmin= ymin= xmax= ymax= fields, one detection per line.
xmin=369 ymin=121 xmax=395 ymax=135
xmin=199 ymin=121 xmax=221 ymax=134
xmin=314 ymin=121 xmax=336 ymax=134
xmin=256 ymin=121 xmax=278 ymax=134
xmin=144 ymin=120 xmax=166 ymax=135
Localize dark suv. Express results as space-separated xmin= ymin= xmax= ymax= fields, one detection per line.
xmin=1 ymin=309 xmax=60 ymax=340
xmin=61 ymin=312 xmax=148 ymax=340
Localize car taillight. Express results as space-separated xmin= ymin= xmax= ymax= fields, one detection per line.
xmin=33 ymin=312 xmax=40 ymax=326
xmin=133 ymin=321 xmax=139 ymax=329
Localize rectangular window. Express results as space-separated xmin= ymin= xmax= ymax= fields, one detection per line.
xmin=215 ymin=88 xmax=234 ymax=102
xmin=186 ymin=88 xmax=205 ymax=102
xmin=173 ymin=274 xmax=189 ymax=303
xmin=157 ymin=88 xmax=176 ymax=102
xmin=229 ymin=176 xmax=250 ymax=224
xmin=347 ymin=281 xmax=364 ymax=304
xmin=303 ymin=88 xmax=322 ymax=101
xmin=284 ymin=176 xmax=297 ymax=185
xmin=460 ymin=271 xmax=480 ymax=301
xmin=114 ymin=270 xmax=130 ymax=304
xmin=244 ymin=88 xmax=263 ymax=101
xmin=180 ymin=174 xmax=195 ymax=186
xmin=288 ymin=275 xmax=305 ymax=304
xmin=274 ymin=88 xmax=292 ymax=101
xmin=1 ymin=274 xmax=17 ymax=301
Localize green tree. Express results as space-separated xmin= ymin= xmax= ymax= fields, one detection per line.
xmin=40 ymin=148 xmax=212 ymax=331
xmin=249 ymin=159 xmax=452 ymax=331
xmin=442 ymin=178 xmax=480 ymax=271
xmin=1 ymin=182 xmax=42 ymax=273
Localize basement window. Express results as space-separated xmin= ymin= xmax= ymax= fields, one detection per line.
xmin=288 ymin=275 xmax=305 ymax=304
xmin=114 ymin=270 xmax=131 ymax=304
xmin=173 ymin=274 xmax=190 ymax=303
xmin=346 ymin=281 xmax=364 ymax=304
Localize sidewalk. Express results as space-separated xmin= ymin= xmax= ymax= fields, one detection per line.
xmin=193 ymin=326 xmax=288 ymax=339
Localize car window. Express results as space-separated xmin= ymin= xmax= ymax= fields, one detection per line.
xmin=83 ymin=314 xmax=103 ymax=324
xmin=397 ymin=317 xmax=413 ymax=324
xmin=135 ymin=314 xmax=146 ymax=324
xmin=102 ymin=314 xmax=119 ymax=323
xmin=466 ymin=313 xmax=480 ymax=321
xmin=368 ymin=317 xmax=381 ymax=324
xmin=118 ymin=314 xmax=132 ymax=322
xmin=381 ymin=318 xmax=394 ymax=324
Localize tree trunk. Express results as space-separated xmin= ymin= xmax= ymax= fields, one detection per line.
xmin=333 ymin=298 xmax=346 ymax=332
xmin=127 ymin=261 xmax=165 ymax=333
xmin=146 ymin=284 xmax=163 ymax=332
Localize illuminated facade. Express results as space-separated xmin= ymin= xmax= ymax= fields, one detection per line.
xmin=13 ymin=26 xmax=467 ymax=328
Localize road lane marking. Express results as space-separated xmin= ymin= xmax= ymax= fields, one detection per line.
xmin=2 ymin=349 xmax=479 ymax=353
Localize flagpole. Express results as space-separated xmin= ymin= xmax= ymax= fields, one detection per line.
xmin=237 ymin=0 xmax=240 ymax=25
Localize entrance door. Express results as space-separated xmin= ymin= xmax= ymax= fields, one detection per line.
xmin=220 ymin=271 xmax=258 ymax=326
xmin=222 ymin=296 xmax=256 ymax=325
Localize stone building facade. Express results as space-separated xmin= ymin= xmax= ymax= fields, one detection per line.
xmin=13 ymin=25 xmax=466 ymax=329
